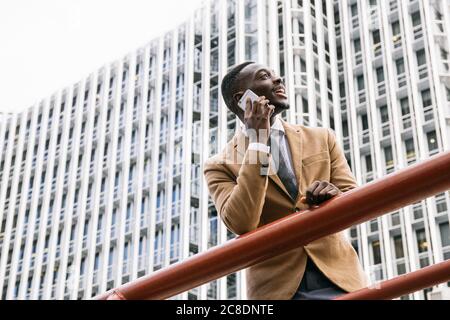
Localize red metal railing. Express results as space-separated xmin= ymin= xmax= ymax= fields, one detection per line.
xmin=336 ymin=259 xmax=450 ymax=300
xmin=95 ymin=150 xmax=450 ymax=300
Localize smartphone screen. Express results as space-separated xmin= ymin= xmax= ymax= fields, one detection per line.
xmin=238 ymin=89 xmax=259 ymax=111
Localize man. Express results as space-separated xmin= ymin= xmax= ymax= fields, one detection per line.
xmin=203 ymin=61 xmax=368 ymax=300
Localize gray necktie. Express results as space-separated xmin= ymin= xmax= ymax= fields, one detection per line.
xmin=270 ymin=130 xmax=298 ymax=200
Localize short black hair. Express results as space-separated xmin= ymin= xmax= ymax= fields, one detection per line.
xmin=221 ymin=61 xmax=255 ymax=112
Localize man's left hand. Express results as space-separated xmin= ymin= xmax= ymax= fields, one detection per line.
xmin=300 ymin=181 xmax=342 ymax=206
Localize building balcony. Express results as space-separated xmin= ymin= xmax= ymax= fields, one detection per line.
xmin=68 ymin=240 xmax=75 ymax=255
xmin=370 ymin=263 xmax=384 ymax=281
xmin=110 ymin=225 xmax=117 ymax=239
xmin=79 ymin=275 xmax=85 ymax=289
xmin=138 ymin=255 xmax=146 ymax=271
xmin=140 ymin=214 xmax=148 ymax=228
xmin=401 ymin=114 xmax=412 ymax=130
xmin=406 ymin=152 xmax=416 ymax=165
xmin=159 ymin=132 xmax=167 ymax=145
xmin=172 ymin=163 xmax=182 ymax=177
xmin=130 ymin=143 xmax=137 ymax=158
xmin=96 ymin=230 xmax=102 ymax=244
xmin=354 ymin=52 xmax=363 ymax=66
xmin=364 ymin=172 xmax=374 ymax=183
xmin=107 ymin=265 xmax=114 ymax=279
xmin=193 ymin=95 xmax=201 ymax=113
xmin=155 ymin=207 xmax=165 ymax=224
xmin=373 ymin=43 xmax=382 ymax=58
xmin=385 ymin=164 xmax=395 ymax=175
xmin=122 ymin=260 xmax=130 ymax=275
xmin=423 ymin=105 xmax=434 ymax=123
xmin=413 ymin=25 xmax=423 ymax=41
xmin=125 ymin=219 xmax=132 ymax=234
xmin=190 ymin=225 xmax=199 ymax=245
xmin=360 ymin=129 xmax=370 ymax=146
xmin=397 ymin=73 xmax=407 ymax=88
xmin=191 ymin=179 xmax=200 ymax=198
xmin=381 ymin=123 xmax=390 ymax=138
xmin=352 ymin=16 xmax=359 ymax=29
xmin=293 ymin=72 xmax=307 ymax=89
xmin=392 ymin=34 xmax=403 ymax=50
xmin=157 ymin=167 xmax=166 ymax=183
xmin=170 ymin=243 xmax=180 ymax=261
xmin=171 ymin=201 xmax=181 ymax=218
xmin=418 ymin=64 xmax=428 ymax=80
xmin=377 ymin=81 xmax=386 ymax=97
xmin=358 ymin=90 xmax=366 ymax=105
xmin=174 ymin=127 xmax=183 ymax=141
xmin=82 ymin=234 xmax=88 ymax=249
xmin=92 ymin=270 xmax=99 ymax=285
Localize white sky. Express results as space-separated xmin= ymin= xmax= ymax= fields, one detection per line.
xmin=0 ymin=0 xmax=205 ymax=113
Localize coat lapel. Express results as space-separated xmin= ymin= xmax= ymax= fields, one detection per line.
xmin=282 ymin=120 xmax=303 ymax=203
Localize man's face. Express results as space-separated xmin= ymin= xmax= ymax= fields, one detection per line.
xmin=233 ymin=63 xmax=289 ymax=116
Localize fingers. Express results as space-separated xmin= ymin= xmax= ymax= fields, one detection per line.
xmin=253 ymin=96 xmax=270 ymax=117
xmin=245 ymin=95 xmax=272 ymax=118
xmin=306 ymin=181 xmax=320 ymax=205
xmin=305 ymin=181 xmax=340 ymax=206
xmin=263 ymin=104 xmax=275 ymax=119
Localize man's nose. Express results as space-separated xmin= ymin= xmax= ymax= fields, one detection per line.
xmin=273 ymin=76 xmax=283 ymax=85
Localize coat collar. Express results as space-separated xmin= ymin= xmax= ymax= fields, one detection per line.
xmin=231 ymin=119 xmax=303 ymax=203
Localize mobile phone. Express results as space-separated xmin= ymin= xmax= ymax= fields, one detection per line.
xmin=238 ymin=89 xmax=260 ymax=111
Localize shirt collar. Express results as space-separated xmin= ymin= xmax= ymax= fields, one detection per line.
xmin=240 ymin=116 xmax=284 ymax=137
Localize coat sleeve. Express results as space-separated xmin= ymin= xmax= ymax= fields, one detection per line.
xmin=203 ymin=149 xmax=271 ymax=235
xmin=327 ymin=128 xmax=358 ymax=193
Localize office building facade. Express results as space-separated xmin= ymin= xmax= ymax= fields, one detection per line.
xmin=0 ymin=0 xmax=449 ymax=300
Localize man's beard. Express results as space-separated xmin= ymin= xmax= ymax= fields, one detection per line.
xmin=273 ymin=101 xmax=290 ymax=112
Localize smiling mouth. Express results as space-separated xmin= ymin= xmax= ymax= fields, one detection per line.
xmin=274 ymin=89 xmax=287 ymax=98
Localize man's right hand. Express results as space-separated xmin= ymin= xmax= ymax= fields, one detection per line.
xmin=244 ymin=96 xmax=275 ymax=144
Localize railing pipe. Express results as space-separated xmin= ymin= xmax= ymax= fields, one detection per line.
xmin=335 ymin=259 xmax=450 ymax=300
xmin=95 ymin=151 xmax=450 ymax=300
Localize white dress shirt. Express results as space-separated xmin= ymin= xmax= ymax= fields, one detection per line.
xmin=240 ymin=116 xmax=295 ymax=176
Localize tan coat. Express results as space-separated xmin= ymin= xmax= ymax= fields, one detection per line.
xmin=203 ymin=120 xmax=368 ymax=300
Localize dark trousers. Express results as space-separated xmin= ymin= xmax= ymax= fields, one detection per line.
xmin=291 ymin=257 xmax=347 ymax=300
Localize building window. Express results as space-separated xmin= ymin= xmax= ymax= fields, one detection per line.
xmin=357 ymin=75 xmax=365 ymax=91
xmin=384 ymin=146 xmax=394 ymax=168
xmin=411 ymin=11 xmax=421 ymax=27
xmin=372 ymin=30 xmax=381 ymax=46
xmin=395 ymin=58 xmax=405 ymax=75
xmin=354 ymin=38 xmax=361 ymax=53
xmin=435 ymin=193 xmax=448 ymax=214
xmin=351 ymin=3 xmax=358 ymax=17
xmin=376 ymin=67 xmax=384 ymax=83
xmin=416 ymin=49 xmax=426 ymax=66
xmin=379 ymin=105 xmax=389 ymax=123
xmin=390 ymin=212 xmax=400 ymax=226
xmin=416 ymin=228 xmax=428 ymax=253
xmin=365 ymin=155 xmax=372 ymax=174
xmin=426 ymin=131 xmax=438 ymax=154
xmin=392 ymin=21 xmax=401 ymax=36
xmin=412 ymin=202 xmax=423 ymax=220
xmin=393 ymin=235 xmax=405 ymax=258
xmin=405 ymin=138 xmax=415 ymax=162
xmin=421 ymin=89 xmax=432 ymax=108
xmin=371 ymin=240 xmax=382 ymax=265
xmin=439 ymin=222 xmax=450 ymax=247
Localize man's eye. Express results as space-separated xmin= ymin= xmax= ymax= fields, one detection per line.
xmin=260 ymin=73 xmax=270 ymax=79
